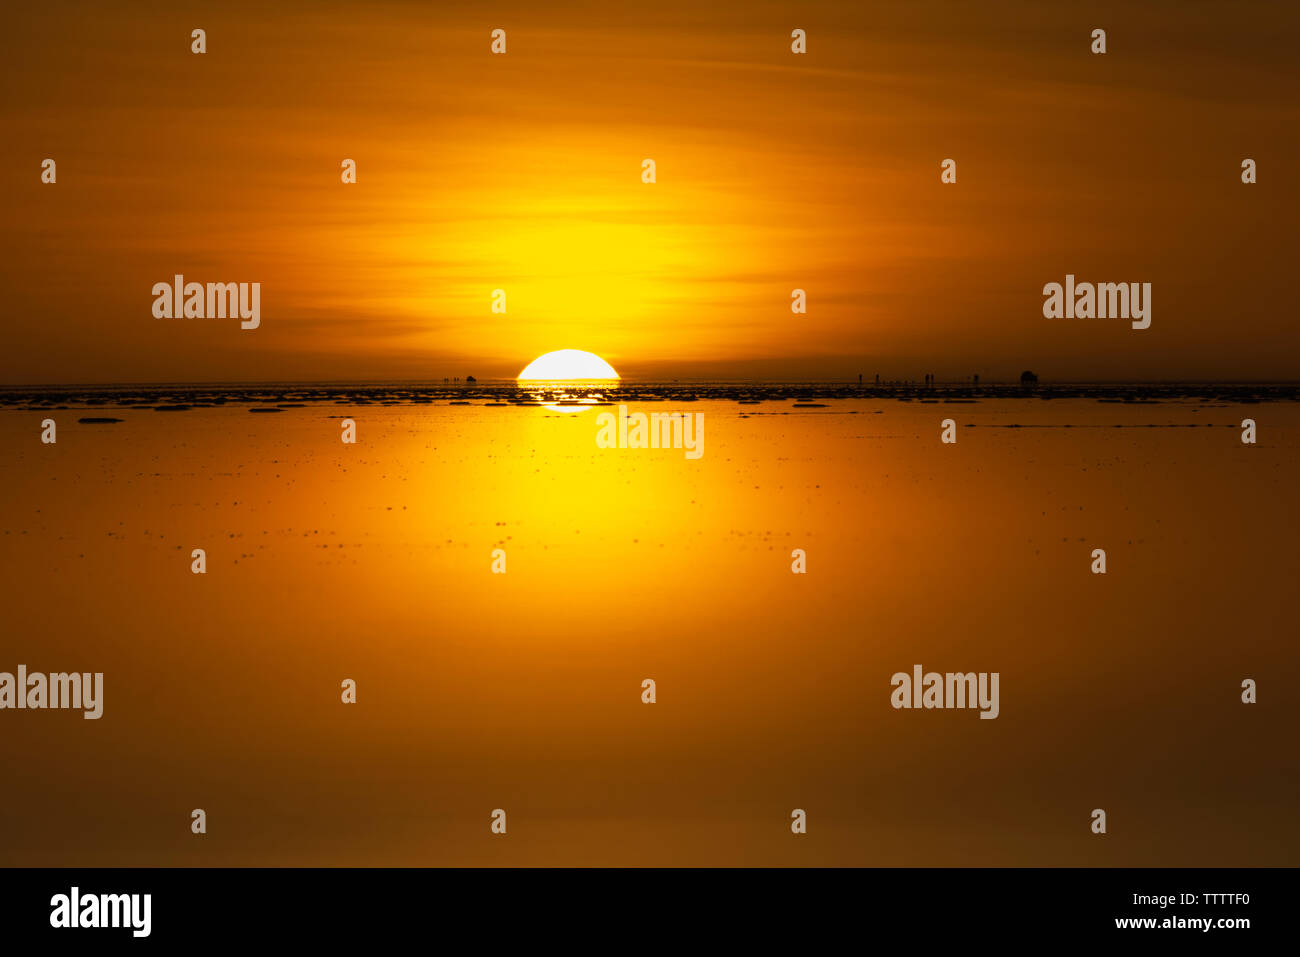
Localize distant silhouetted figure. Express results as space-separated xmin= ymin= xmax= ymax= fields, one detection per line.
xmin=858 ymin=373 xmax=863 ymax=384
xmin=875 ymin=373 xmax=880 ymax=385
xmin=973 ymin=374 xmax=979 ymax=386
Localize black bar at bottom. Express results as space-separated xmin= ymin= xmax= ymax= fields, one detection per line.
xmin=0 ymin=867 xmax=1283 ymax=944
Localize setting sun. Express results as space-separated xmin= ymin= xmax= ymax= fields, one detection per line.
xmin=517 ymin=350 xmax=620 ymax=381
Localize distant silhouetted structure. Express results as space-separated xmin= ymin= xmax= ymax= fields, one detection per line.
xmin=466 ymin=375 xmax=477 ymax=383
xmin=1020 ymin=370 xmax=1038 ymax=387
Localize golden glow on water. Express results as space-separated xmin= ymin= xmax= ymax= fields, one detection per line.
xmin=2 ymin=399 xmax=1297 ymax=865
xmin=533 ymin=395 xmax=610 ymax=414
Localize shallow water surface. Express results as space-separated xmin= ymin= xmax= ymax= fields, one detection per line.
xmin=1 ymin=393 xmax=1296 ymax=865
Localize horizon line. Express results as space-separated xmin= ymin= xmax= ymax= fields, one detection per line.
xmin=4 ymin=377 xmax=1300 ymax=391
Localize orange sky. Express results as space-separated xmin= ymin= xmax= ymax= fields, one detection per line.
xmin=2 ymin=0 xmax=1297 ymax=384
